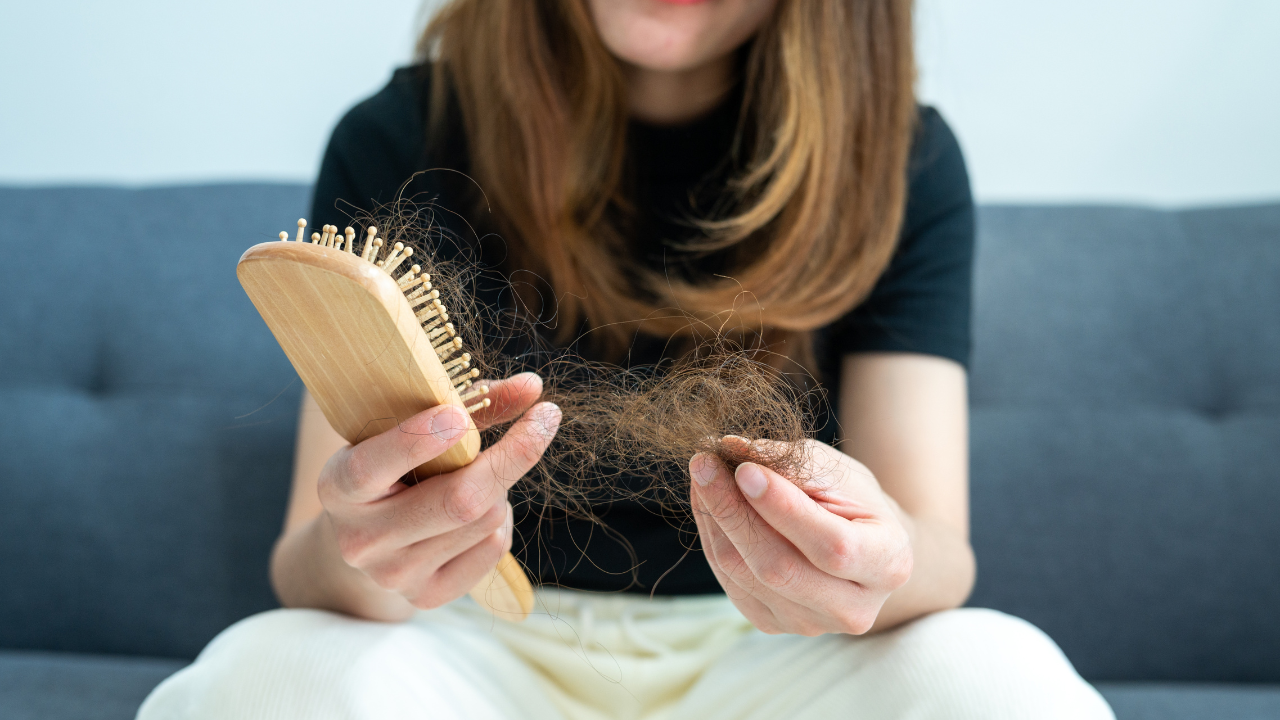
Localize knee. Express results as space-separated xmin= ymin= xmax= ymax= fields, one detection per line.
xmin=138 ymin=609 xmax=426 ymax=719
xmin=197 ymin=608 xmax=358 ymax=661
xmin=875 ymin=608 xmax=1114 ymax=719
xmin=185 ymin=608 xmax=385 ymax=685
xmin=891 ymin=607 xmax=1059 ymax=659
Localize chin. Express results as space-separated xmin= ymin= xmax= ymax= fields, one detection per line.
xmin=613 ymin=33 xmax=715 ymax=73
xmin=590 ymin=0 xmax=773 ymax=73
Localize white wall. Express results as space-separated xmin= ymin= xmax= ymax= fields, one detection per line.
xmin=0 ymin=0 xmax=426 ymax=185
xmin=1 ymin=0 xmax=1277 ymax=206
xmin=915 ymin=0 xmax=1280 ymax=205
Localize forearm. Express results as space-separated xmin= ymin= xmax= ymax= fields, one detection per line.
xmin=270 ymin=512 xmax=416 ymax=622
xmin=869 ymin=511 xmax=975 ymax=633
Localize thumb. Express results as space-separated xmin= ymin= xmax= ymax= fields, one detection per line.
xmin=333 ymin=403 xmax=473 ymax=503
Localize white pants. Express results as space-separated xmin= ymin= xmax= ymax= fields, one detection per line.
xmin=138 ymin=591 xmax=1113 ymax=720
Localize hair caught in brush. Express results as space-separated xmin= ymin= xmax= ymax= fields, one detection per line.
xmin=345 ymin=200 xmax=829 ymax=520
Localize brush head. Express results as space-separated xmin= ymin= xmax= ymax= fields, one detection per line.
xmin=237 ymin=221 xmax=534 ymax=621
xmin=237 ymin=223 xmax=487 ymax=472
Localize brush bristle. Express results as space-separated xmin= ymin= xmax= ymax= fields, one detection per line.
xmin=282 ymin=219 xmax=482 ymax=417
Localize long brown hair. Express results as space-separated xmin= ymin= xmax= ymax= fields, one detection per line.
xmin=419 ymin=0 xmax=916 ymax=371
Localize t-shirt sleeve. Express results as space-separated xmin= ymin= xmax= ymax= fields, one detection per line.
xmin=830 ymin=106 xmax=975 ymax=368
xmin=309 ymin=68 xmax=428 ymax=232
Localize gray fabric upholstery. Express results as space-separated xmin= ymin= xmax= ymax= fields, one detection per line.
xmin=0 ymin=185 xmax=306 ymax=659
xmin=1097 ymin=683 xmax=1280 ymax=720
xmin=0 ymin=185 xmax=1276 ymax=717
xmin=0 ymin=650 xmax=186 ymax=720
xmin=967 ymin=204 xmax=1280 ymax=682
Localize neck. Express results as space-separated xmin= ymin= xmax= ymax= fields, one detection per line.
xmin=623 ymin=54 xmax=736 ymax=125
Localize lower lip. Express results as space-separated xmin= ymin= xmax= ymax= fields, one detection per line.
xmin=653 ymin=0 xmax=711 ymax=4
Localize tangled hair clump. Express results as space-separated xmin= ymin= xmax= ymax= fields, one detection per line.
xmin=527 ymin=344 xmax=822 ymax=519
xmin=351 ymin=200 xmax=825 ymax=519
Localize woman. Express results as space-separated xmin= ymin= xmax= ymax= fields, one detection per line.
xmin=141 ymin=0 xmax=1113 ymax=717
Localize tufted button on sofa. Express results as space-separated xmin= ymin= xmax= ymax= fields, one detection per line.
xmin=0 ymin=185 xmax=1277 ymax=718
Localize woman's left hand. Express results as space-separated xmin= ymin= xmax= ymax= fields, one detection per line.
xmin=690 ymin=439 xmax=915 ymax=636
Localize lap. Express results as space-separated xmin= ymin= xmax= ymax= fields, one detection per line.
xmin=137 ymin=607 xmax=562 ymax=720
xmin=139 ymin=602 xmax=1113 ymax=720
xmin=675 ymin=608 xmax=1115 ymax=720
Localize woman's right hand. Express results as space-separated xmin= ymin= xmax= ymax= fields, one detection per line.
xmin=315 ymin=373 xmax=559 ymax=611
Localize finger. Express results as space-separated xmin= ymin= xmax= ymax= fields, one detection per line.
xmin=409 ymin=509 xmax=514 ymax=610
xmin=327 ymin=404 xmax=472 ymax=504
xmin=469 ymin=372 xmax=544 ymax=430
xmin=694 ymin=480 xmax=833 ymax=635
xmin=692 ymin=461 xmax=794 ymax=614
xmin=412 ymin=500 xmax=511 ymax=570
xmin=364 ymin=401 xmax=560 ymax=544
xmin=695 ymin=481 xmax=791 ymax=606
xmin=464 ymin=400 xmax=560 ymax=496
xmin=691 ymin=456 xmax=762 ymax=589
xmin=697 ymin=508 xmax=835 ymax=635
xmin=695 ymin=456 xmax=852 ymax=608
xmin=691 ymin=471 xmax=748 ymax=596
xmin=691 ymin=476 xmax=783 ymax=633
xmin=730 ymin=437 xmax=884 ymax=517
xmin=361 ymin=500 xmax=510 ymax=593
xmin=735 ymin=462 xmax=909 ymax=589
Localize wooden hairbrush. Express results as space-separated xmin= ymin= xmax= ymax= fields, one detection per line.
xmin=237 ymin=219 xmax=534 ymax=621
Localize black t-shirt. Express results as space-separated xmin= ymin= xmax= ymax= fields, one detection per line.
xmin=310 ymin=66 xmax=974 ymax=595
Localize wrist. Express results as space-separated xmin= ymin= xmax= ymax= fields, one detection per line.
xmin=868 ymin=511 xmax=975 ymax=633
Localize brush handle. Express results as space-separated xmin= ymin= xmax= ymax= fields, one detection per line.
xmin=238 ymin=241 xmax=535 ymax=621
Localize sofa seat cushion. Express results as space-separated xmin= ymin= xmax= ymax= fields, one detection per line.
xmin=1097 ymin=682 xmax=1280 ymax=720
xmin=0 ymin=650 xmax=185 ymax=720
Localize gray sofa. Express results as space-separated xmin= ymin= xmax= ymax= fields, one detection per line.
xmin=0 ymin=184 xmax=1276 ymax=719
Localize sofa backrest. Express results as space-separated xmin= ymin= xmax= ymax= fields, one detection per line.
xmin=0 ymin=185 xmax=305 ymax=659
xmin=967 ymin=204 xmax=1280 ymax=682
xmin=1 ymin=186 xmax=1277 ymax=681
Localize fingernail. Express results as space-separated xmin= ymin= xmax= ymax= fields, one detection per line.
xmin=497 ymin=503 xmax=514 ymax=541
xmin=430 ymin=406 xmax=467 ymax=441
xmin=534 ymin=402 xmax=561 ymax=440
xmin=736 ymin=463 xmax=768 ymax=499
xmin=691 ymin=454 xmax=717 ymax=486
